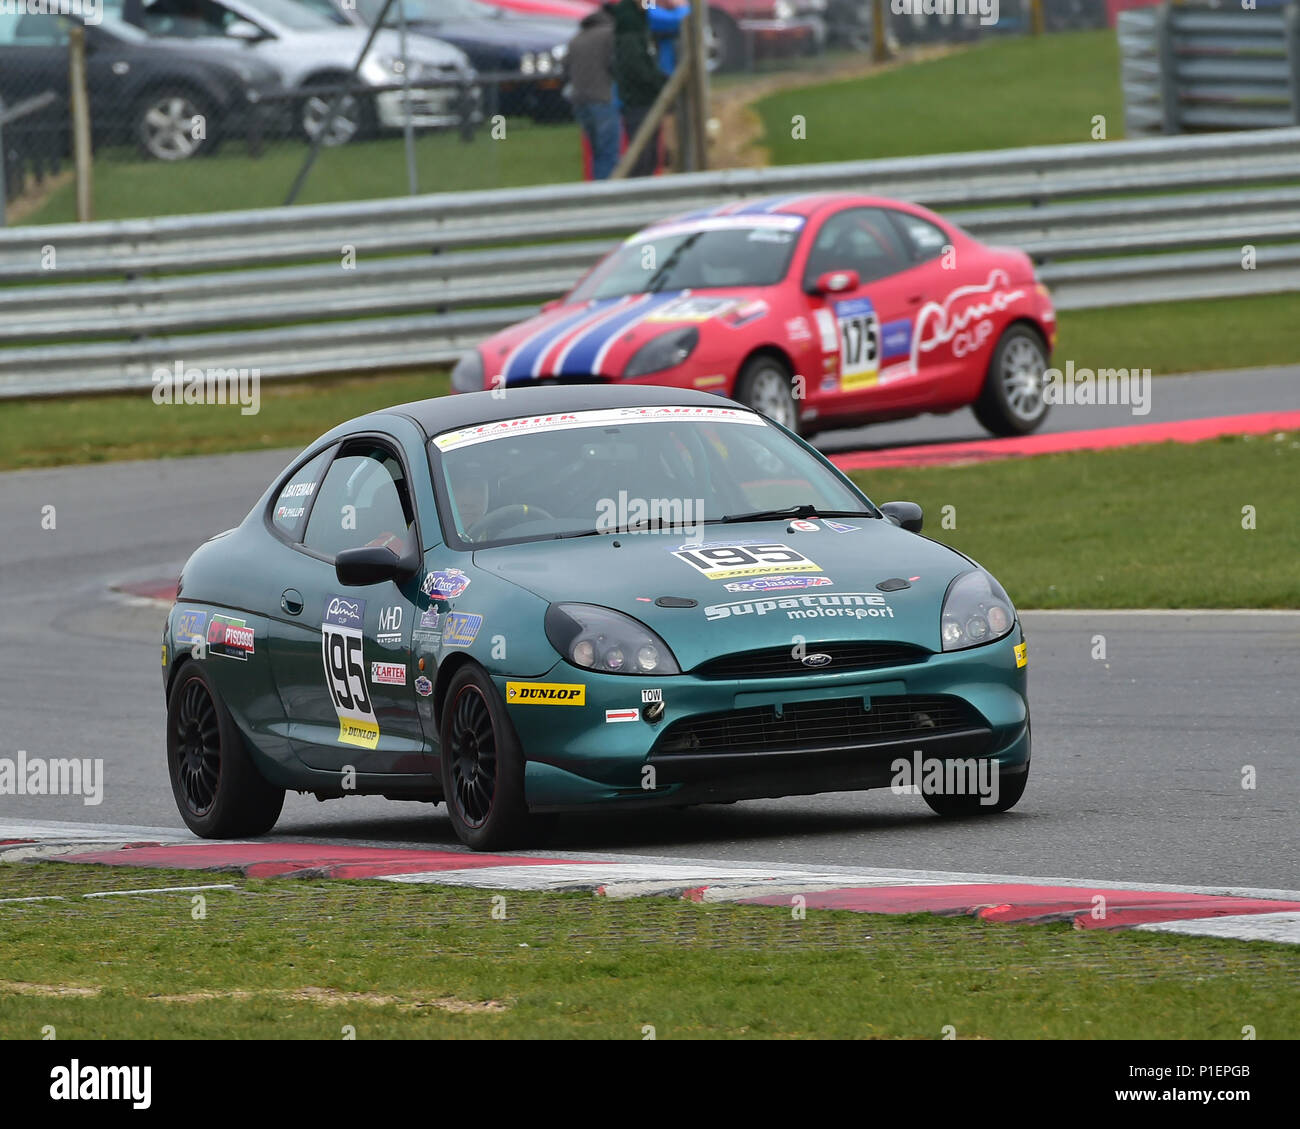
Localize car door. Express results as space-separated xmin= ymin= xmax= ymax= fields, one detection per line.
xmin=263 ymin=437 xmax=428 ymax=774
xmin=0 ymin=13 xmax=68 ymax=154
xmin=798 ymin=205 xmax=917 ymax=416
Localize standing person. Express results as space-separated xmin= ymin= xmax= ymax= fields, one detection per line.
xmin=607 ymin=0 xmax=665 ymax=177
xmin=566 ymin=7 xmax=620 ymax=181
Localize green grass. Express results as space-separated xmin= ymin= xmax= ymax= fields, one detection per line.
xmin=1 ymin=864 xmax=1294 ymax=1039
xmin=850 ymin=431 xmax=1300 ymax=609
xmin=20 ymin=123 xmax=583 ymax=226
xmin=756 ymin=29 xmax=1123 ymax=163
xmin=1 ymin=292 xmax=1292 ymax=473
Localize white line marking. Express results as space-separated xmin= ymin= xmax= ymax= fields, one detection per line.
xmin=1135 ymin=911 xmax=1300 ymax=944
xmin=83 ymin=885 xmax=238 ymax=898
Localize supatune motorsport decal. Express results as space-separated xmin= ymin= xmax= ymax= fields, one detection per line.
xmin=322 ymin=596 xmax=379 ymax=750
xmin=506 ymin=681 xmax=586 ymax=705
xmin=672 ymin=543 xmax=821 ymax=581
xmin=705 ymin=592 xmax=895 ymax=622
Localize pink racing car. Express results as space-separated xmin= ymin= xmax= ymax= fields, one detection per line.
xmin=452 ymin=193 xmax=1057 ymax=438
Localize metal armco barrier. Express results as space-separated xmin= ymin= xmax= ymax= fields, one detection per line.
xmin=2 ymin=127 xmax=1300 ymax=398
xmin=1120 ymin=0 xmax=1300 ymax=136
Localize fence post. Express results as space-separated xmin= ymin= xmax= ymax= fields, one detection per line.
xmin=0 ymin=96 xmax=7 ymax=229
xmin=873 ymin=0 xmax=890 ymax=63
xmin=1285 ymin=1 xmax=1300 ymax=126
xmin=1156 ymin=1 xmax=1180 ymax=135
xmin=68 ymin=24 xmax=94 ymax=222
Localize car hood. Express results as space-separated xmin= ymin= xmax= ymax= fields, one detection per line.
xmin=409 ymin=16 xmax=570 ymax=52
xmin=479 ymin=289 xmax=773 ymax=385
xmin=472 ymin=519 xmax=976 ymax=668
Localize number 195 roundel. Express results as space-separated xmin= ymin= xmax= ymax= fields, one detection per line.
xmin=451 ymin=193 xmax=1057 ymax=438
xmin=163 ymin=385 xmax=1030 ymax=851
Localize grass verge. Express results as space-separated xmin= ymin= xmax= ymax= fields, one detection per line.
xmin=2 ymin=294 xmax=1294 ymax=474
xmin=849 ymin=432 xmax=1300 ymax=609
xmin=0 ymin=863 xmax=1294 ymax=1039
xmin=755 ymin=30 xmax=1122 ymax=163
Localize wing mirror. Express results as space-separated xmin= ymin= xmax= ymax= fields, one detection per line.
xmin=335 ymin=543 xmax=419 ymax=586
xmin=226 ymin=19 xmax=266 ymax=42
xmin=810 ymin=269 xmax=859 ymax=295
xmin=878 ymin=501 xmax=923 ymax=533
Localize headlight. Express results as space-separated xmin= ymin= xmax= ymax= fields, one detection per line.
xmin=623 ymin=327 xmax=699 ymax=378
xmin=545 ymin=604 xmax=680 ymax=676
xmin=451 ymin=350 xmax=484 ymax=393
xmin=551 ymin=43 xmax=568 ymax=62
xmin=774 ymin=0 xmax=795 ymax=20
xmin=520 ymin=52 xmax=537 ymax=75
xmin=941 ymin=569 xmax=1016 ymax=652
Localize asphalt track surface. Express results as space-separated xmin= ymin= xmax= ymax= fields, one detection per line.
xmin=1 ymin=365 xmax=1296 ymax=889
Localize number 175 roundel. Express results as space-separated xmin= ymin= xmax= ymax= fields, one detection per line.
xmin=452 ymin=193 xmax=1058 ymax=438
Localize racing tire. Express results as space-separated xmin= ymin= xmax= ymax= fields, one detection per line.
xmin=922 ymin=759 xmax=1029 ymax=817
xmin=735 ymin=354 xmax=800 ymax=435
xmin=438 ymin=665 xmax=532 ymax=851
xmin=972 ymin=324 xmax=1051 ymax=436
xmin=134 ymin=87 xmax=218 ymax=162
xmin=166 ymin=662 xmax=284 ymax=838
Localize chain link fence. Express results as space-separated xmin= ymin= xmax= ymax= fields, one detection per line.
xmin=1 ymin=0 xmax=1151 ymax=226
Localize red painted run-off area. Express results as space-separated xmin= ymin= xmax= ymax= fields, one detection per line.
xmin=735 ymin=885 xmax=1299 ymax=929
xmin=58 ymin=842 xmax=586 ymax=880
xmin=829 ymin=411 xmax=1300 ymax=471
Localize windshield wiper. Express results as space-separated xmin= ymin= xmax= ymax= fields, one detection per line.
xmin=710 ymin=504 xmax=877 ymax=524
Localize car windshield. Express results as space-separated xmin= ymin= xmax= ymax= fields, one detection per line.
xmin=569 ymin=217 xmax=804 ymax=301
xmin=430 ymin=405 xmax=872 ymax=547
xmin=235 ymin=0 xmax=338 ymax=30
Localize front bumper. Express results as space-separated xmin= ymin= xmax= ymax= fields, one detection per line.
xmin=497 ymin=627 xmax=1029 ymax=812
xmin=375 ymin=84 xmax=481 ymax=130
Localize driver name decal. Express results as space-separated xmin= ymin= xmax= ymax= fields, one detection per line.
xmin=322 ymin=595 xmax=379 ymax=750
xmin=672 ymin=542 xmax=821 ymax=581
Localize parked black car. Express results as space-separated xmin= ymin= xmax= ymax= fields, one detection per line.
xmin=300 ymin=0 xmax=573 ymax=121
xmin=0 ymin=11 xmax=283 ymax=162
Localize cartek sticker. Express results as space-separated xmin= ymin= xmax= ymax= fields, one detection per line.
xmin=432 ymin=405 xmax=765 ymax=453
xmin=605 ymin=708 xmax=639 ymax=723
xmin=370 ymin=662 xmax=406 ymax=686
xmin=175 ymin=608 xmax=207 ymax=645
xmin=506 ymin=682 xmax=586 ymax=706
xmin=207 ymin=614 xmax=254 ymax=660
xmin=822 ymin=520 xmax=859 ymax=534
xmin=812 ymin=309 xmax=838 ymax=353
xmin=1015 ymin=642 xmax=1028 ymax=668
xmin=723 ymin=575 xmax=832 ymax=594
xmin=705 ymin=592 xmax=894 ymax=622
xmin=422 ymin=569 xmax=471 ymax=600
xmin=414 ymin=676 xmax=433 ymax=697
xmin=442 ymin=613 xmax=483 ymax=649
xmin=376 ymin=604 xmax=404 ymax=648
xmin=322 ymin=595 xmax=379 ymax=750
xmin=672 ymin=543 xmax=821 ymax=581
xmin=834 ymin=297 xmax=880 ymax=391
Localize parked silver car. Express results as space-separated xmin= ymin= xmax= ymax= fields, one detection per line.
xmin=112 ymin=0 xmax=478 ymax=142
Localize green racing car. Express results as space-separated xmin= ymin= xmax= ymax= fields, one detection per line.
xmin=163 ymin=385 xmax=1030 ymax=849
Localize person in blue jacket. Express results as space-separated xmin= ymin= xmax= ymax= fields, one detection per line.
xmin=648 ymin=1 xmax=690 ymax=76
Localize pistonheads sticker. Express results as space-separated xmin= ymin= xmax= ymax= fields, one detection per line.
xmin=207 ymin=614 xmax=254 ymax=660
xmin=322 ymin=595 xmax=379 ymax=750
xmin=507 ymin=681 xmax=586 ymax=705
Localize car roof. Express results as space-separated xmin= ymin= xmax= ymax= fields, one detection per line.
xmin=383 ymin=384 xmax=753 ymax=439
xmin=652 ymin=192 xmax=902 ymax=228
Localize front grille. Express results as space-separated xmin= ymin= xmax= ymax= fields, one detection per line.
xmin=691 ymin=642 xmax=927 ymax=680
xmin=652 ymin=694 xmax=983 ymax=756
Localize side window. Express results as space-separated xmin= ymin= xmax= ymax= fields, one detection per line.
xmin=303 ymin=442 xmax=416 ymax=560
xmin=803 ymin=207 xmax=909 ymax=288
xmin=889 ymin=210 xmax=950 ymax=264
xmin=138 ymin=0 xmax=237 ymax=38
xmin=8 ymin=13 xmax=70 ymax=44
xmin=269 ymin=446 xmax=333 ymax=542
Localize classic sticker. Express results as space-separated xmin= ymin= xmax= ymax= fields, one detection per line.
xmin=322 ymin=595 xmax=379 ymax=750
xmin=206 ymin=614 xmax=254 ymax=660
xmin=672 ymin=543 xmax=821 ymax=581
xmin=442 ymin=612 xmax=483 ymax=649
xmin=722 ymin=575 xmax=832 ymax=594
xmin=506 ymin=682 xmax=586 ymax=705
xmin=422 ymin=569 xmax=471 ymax=600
